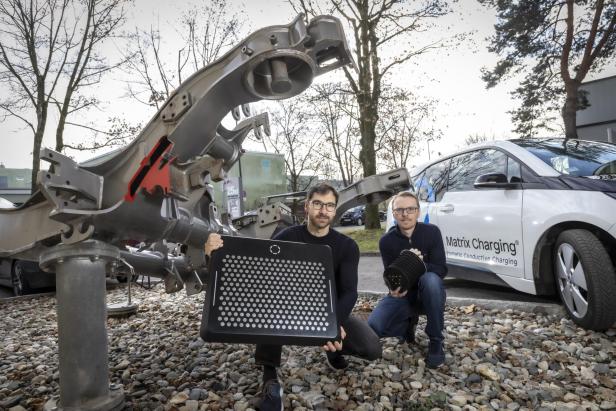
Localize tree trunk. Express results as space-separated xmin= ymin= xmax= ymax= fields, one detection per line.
xmin=31 ymin=94 xmax=48 ymax=192
xmin=358 ymin=105 xmax=380 ymax=229
xmin=31 ymin=127 xmax=45 ymax=192
xmin=55 ymin=106 xmax=69 ymax=152
xmin=562 ymin=82 xmax=579 ymax=140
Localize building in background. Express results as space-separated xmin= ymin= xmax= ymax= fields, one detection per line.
xmin=211 ymin=151 xmax=286 ymax=218
xmin=577 ymin=75 xmax=616 ymax=143
xmin=0 ymin=164 xmax=31 ymax=205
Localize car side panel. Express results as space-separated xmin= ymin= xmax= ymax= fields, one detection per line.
xmin=522 ymin=190 xmax=616 ymax=284
xmin=438 ymin=190 xmax=525 ymax=278
xmin=609 ymin=222 xmax=616 ymax=239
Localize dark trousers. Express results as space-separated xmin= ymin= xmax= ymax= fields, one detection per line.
xmin=367 ymin=271 xmax=446 ymax=342
xmin=255 ymin=315 xmax=382 ymax=368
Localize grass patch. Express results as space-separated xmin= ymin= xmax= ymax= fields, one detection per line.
xmin=345 ymin=228 xmax=385 ymax=253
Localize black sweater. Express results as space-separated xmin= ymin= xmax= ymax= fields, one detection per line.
xmin=273 ymin=225 xmax=360 ymax=326
xmin=379 ymin=223 xmax=447 ymax=277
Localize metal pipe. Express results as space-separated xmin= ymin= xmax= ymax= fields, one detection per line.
xmin=118 ymin=250 xmax=189 ymax=279
xmin=40 ymin=241 xmax=124 ymax=410
xmin=270 ymin=59 xmax=292 ymax=93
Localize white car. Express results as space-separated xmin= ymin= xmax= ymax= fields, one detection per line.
xmin=386 ymin=138 xmax=616 ymax=330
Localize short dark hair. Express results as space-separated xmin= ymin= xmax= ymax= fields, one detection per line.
xmin=392 ymin=191 xmax=419 ymax=209
xmin=307 ymin=183 xmax=339 ymax=204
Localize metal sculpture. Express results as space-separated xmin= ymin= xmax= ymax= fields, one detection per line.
xmin=0 ymin=14 xmax=410 ymax=410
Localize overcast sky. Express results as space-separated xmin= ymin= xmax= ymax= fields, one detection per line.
xmin=1 ymin=0 xmax=614 ymax=171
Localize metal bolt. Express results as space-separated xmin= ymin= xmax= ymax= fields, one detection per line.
xmin=269 ymin=34 xmax=278 ymax=45
xmin=241 ymin=46 xmax=253 ymax=56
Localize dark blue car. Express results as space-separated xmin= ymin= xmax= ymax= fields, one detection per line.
xmin=339 ymin=205 xmax=385 ymax=226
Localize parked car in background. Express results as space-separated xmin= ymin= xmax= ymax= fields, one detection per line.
xmin=0 ymin=197 xmax=55 ymax=296
xmin=340 ymin=205 xmax=366 ymax=226
xmin=339 ymin=205 xmax=386 ymax=226
xmin=386 ymin=138 xmax=616 ymax=330
xmin=0 ymin=258 xmax=55 ymax=296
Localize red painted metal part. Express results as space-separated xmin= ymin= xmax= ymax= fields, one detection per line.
xmin=124 ymin=136 xmax=175 ymax=202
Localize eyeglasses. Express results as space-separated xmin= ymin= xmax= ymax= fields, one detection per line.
xmin=393 ymin=206 xmax=419 ymax=215
xmin=310 ymin=200 xmax=337 ymax=212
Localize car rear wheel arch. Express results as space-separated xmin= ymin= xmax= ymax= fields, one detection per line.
xmin=533 ymin=222 xmax=616 ymax=330
xmin=533 ymin=222 xmax=616 ymax=296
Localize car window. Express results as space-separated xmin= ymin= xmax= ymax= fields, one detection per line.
xmin=417 ymin=160 xmax=449 ymax=202
xmin=446 ymin=149 xmax=506 ymax=191
xmin=447 ymin=153 xmax=473 ymax=191
xmin=411 ymin=171 xmax=425 ymax=193
xmin=513 ymin=138 xmax=616 ymax=177
xmin=507 ymin=157 xmax=522 ymax=183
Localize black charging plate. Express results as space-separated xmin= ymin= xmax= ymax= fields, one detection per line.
xmin=201 ymin=235 xmax=338 ymax=346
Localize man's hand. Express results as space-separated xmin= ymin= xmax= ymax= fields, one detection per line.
xmin=204 ymin=233 xmax=224 ymax=257
xmin=410 ymin=248 xmax=423 ymax=260
xmin=322 ymin=326 xmax=346 ymax=352
xmin=390 ymin=287 xmax=408 ymax=298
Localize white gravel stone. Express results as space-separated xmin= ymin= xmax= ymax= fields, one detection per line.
xmin=1 ymin=287 xmax=615 ymax=410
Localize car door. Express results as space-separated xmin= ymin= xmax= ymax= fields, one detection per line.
xmin=437 ymin=149 xmax=525 ymax=278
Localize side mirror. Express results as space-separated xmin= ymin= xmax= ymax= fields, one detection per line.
xmin=474 ymin=173 xmax=519 ymax=189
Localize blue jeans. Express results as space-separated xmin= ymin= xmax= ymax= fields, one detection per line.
xmin=368 ymin=272 xmax=446 ymax=342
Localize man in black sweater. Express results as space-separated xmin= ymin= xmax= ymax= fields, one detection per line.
xmin=205 ymin=183 xmax=381 ymax=411
xmin=367 ymin=191 xmax=447 ymax=368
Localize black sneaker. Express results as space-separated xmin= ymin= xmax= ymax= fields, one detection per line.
xmin=259 ymin=379 xmax=283 ymax=411
xmin=325 ymin=351 xmax=349 ymax=371
xmin=405 ymin=314 xmax=419 ymax=344
xmin=426 ymin=340 xmax=445 ymax=369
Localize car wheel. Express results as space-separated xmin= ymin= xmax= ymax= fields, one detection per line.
xmin=11 ymin=261 xmax=31 ymax=296
xmin=356 ymin=218 xmax=363 ymax=226
xmin=554 ymin=229 xmax=616 ymax=330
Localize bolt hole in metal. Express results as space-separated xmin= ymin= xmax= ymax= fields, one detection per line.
xmin=315 ymin=46 xmax=341 ymax=69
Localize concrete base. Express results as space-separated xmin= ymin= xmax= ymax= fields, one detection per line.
xmin=43 ymin=386 xmax=124 ymax=411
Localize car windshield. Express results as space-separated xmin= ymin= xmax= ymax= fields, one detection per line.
xmin=513 ymin=138 xmax=616 ymax=177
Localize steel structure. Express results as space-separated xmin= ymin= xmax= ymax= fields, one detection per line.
xmin=0 ymin=15 xmax=410 ymax=410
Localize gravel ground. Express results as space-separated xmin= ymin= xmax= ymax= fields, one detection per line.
xmin=1 ymin=285 xmax=615 ymax=411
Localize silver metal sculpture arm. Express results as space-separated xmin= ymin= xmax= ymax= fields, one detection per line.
xmin=0 ymin=14 xmax=352 ymax=264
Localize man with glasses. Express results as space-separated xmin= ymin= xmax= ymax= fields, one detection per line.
xmin=367 ymin=191 xmax=447 ymax=368
xmin=205 ymin=183 xmax=381 ymax=411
